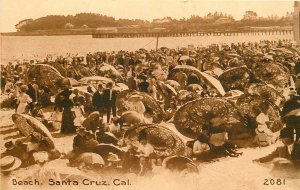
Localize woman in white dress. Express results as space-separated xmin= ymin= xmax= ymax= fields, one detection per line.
xmin=126 ymin=95 xmax=147 ymax=123
xmin=16 ymin=85 xmax=32 ymax=114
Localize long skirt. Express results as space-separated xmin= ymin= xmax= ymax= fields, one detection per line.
xmin=61 ymin=108 xmax=76 ymax=134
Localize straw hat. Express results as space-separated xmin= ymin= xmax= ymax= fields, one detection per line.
xmin=33 ymin=151 xmax=49 ymax=163
xmin=1 ymin=156 xmax=22 ymax=172
xmin=129 ymin=94 xmax=143 ymax=101
xmin=107 ymin=152 xmax=121 ymax=162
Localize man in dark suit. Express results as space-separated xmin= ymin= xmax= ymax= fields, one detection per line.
xmin=102 ymin=82 xmax=117 ymax=123
xmin=253 ymin=128 xmax=300 ymax=163
xmin=92 ymin=84 xmax=104 ymax=115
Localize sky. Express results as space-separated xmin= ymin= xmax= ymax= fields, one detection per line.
xmin=0 ymin=0 xmax=295 ymax=32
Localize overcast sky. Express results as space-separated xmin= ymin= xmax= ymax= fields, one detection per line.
xmin=0 ymin=0 xmax=294 ymax=32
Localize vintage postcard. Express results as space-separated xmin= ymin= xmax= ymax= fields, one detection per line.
xmin=0 ymin=0 xmax=300 ymax=190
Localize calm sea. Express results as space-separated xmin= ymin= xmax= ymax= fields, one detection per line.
xmin=0 ymin=33 xmax=293 ymax=64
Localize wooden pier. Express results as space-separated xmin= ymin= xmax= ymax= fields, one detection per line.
xmin=92 ymin=29 xmax=293 ymax=38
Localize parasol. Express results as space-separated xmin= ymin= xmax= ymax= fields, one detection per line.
xmin=56 ymin=77 xmax=81 ymax=88
xmin=168 ymin=65 xmax=225 ymax=96
xmin=228 ymin=53 xmax=241 ymax=58
xmin=179 ymin=55 xmax=190 ymax=61
xmin=173 ymin=98 xmax=245 ymax=139
xmin=123 ymin=124 xmax=186 ymax=157
xmin=274 ymin=48 xmax=294 ymax=55
xmin=82 ymin=111 xmax=101 ymax=132
xmin=116 ymin=90 xmax=164 ymax=123
xmin=247 ymin=83 xmax=286 ymax=106
xmin=27 ymin=64 xmax=64 ymax=93
xmin=99 ymin=63 xmax=121 ymax=77
xmin=224 ymin=90 xmax=244 ymax=101
xmin=252 ymin=63 xmax=290 ymax=89
xmin=79 ymin=76 xmax=113 ymax=84
xmin=92 ymin=144 xmax=124 ymax=161
xmin=157 ymin=81 xmax=178 ymax=96
xmin=12 ymin=113 xmax=55 ymax=148
xmin=114 ymin=83 xmax=129 ymax=92
xmin=236 ymin=94 xmax=283 ymax=132
xmin=218 ymin=66 xmax=251 ymax=91
xmin=165 ymin=80 xmax=181 ymax=91
xmin=48 ymin=62 xmax=66 ymax=76
xmin=75 ymin=152 xmax=105 ymax=166
xmin=162 ymin=155 xmax=199 ymax=173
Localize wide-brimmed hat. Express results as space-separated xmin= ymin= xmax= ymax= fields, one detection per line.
xmin=107 ymin=152 xmax=121 ymax=162
xmin=1 ymin=156 xmax=22 ymax=172
xmin=33 ymin=151 xmax=49 ymax=163
xmin=128 ymin=94 xmax=143 ymax=101
xmin=4 ymin=141 xmax=14 ymax=151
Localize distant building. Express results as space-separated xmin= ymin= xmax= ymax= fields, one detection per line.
xmin=96 ymin=27 xmax=118 ymax=33
xmin=15 ymin=19 xmax=33 ymax=31
xmin=214 ymin=17 xmax=233 ymax=25
xmin=81 ymin=24 xmax=88 ymax=29
xmin=65 ymin=23 xmax=75 ymax=29
xmin=153 ymin=18 xmax=172 ymax=24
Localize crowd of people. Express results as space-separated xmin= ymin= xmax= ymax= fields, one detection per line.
xmin=1 ymin=39 xmax=300 ymax=179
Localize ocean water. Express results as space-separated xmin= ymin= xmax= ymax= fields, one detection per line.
xmin=0 ymin=33 xmax=293 ymax=64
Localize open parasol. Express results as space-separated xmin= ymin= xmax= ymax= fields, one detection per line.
xmin=247 ymin=83 xmax=286 ymax=106
xmin=82 ymin=111 xmax=101 ymax=131
xmin=56 ymin=77 xmax=81 ymax=88
xmin=173 ymin=98 xmax=245 ymax=139
xmin=252 ymin=63 xmax=290 ymax=89
xmin=92 ymin=144 xmax=124 ymax=161
xmin=27 ymin=64 xmax=64 ymax=93
xmin=168 ymin=65 xmax=225 ymax=96
xmin=218 ymin=66 xmax=251 ymax=91
xmin=116 ymin=90 xmax=164 ymax=123
xmin=12 ymin=113 xmax=55 ymax=148
xmin=157 ymin=81 xmax=178 ymax=96
xmin=48 ymin=62 xmax=67 ymax=76
xmin=98 ymin=63 xmax=121 ymax=77
xmin=79 ymin=76 xmax=113 ymax=85
xmin=179 ymin=55 xmax=190 ymax=61
xmin=162 ymin=155 xmax=199 ymax=173
xmin=165 ymin=80 xmax=181 ymax=91
xmin=75 ymin=152 xmax=105 ymax=166
xmin=123 ymin=124 xmax=186 ymax=157
xmin=236 ymin=94 xmax=283 ymax=132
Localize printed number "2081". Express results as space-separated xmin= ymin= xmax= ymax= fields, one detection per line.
xmin=263 ymin=179 xmax=286 ymax=185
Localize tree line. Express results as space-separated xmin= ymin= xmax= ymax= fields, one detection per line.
xmin=16 ymin=11 xmax=293 ymax=32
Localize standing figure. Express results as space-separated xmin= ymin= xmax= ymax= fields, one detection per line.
xmin=102 ymin=82 xmax=117 ymax=123
xmin=55 ymin=79 xmax=76 ymax=134
xmin=16 ymin=85 xmax=32 ymax=114
xmin=92 ymin=84 xmax=105 ymax=116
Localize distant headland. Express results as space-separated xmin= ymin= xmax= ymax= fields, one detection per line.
xmin=1 ymin=11 xmax=293 ymax=36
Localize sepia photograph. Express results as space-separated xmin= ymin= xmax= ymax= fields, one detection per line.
xmin=0 ymin=0 xmax=300 ymax=189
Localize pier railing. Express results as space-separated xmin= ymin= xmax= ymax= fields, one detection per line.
xmin=92 ymin=29 xmax=293 ymax=38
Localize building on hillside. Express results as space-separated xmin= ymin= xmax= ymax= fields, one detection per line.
xmin=81 ymin=24 xmax=88 ymax=29
xmin=213 ymin=17 xmax=233 ymax=25
xmin=96 ymin=27 xmax=118 ymax=33
xmin=65 ymin=23 xmax=75 ymax=29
